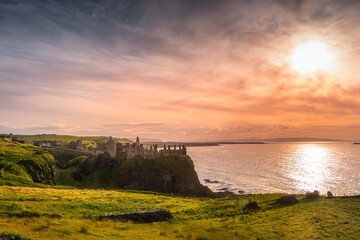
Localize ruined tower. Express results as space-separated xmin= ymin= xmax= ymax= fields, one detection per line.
xmin=107 ymin=136 xmax=116 ymax=158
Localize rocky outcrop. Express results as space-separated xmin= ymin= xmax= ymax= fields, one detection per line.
xmin=53 ymin=149 xmax=217 ymax=198
xmin=117 ymin=155 xmax=214 ymax=197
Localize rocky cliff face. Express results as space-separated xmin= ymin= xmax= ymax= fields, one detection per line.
xmin=117 ymin=155 xmax=213 ymax=197
xmin=53 ymin=149 xmax=215 ymax=197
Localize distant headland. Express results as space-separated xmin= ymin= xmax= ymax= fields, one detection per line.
xmin=145 ymin=141 xmax=266 ymax=147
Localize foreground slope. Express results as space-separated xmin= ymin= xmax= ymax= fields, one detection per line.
xmin=0 ymin=139 xmax=56 ymax=186
xmin=0 ymin=186 xmax=359 ymax=239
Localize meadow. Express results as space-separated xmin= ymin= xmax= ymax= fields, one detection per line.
xmin=0 ymin=186 xmax=360 ymax=239
xmin=1 ymin=138 xmax=360 ymax=239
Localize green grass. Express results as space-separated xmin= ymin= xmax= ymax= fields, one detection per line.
xmin=0 ymin=186 xmax=359 ymax=239
xmin=2 ymin=138 xmax=360 ymax=239
xmin=0 ymin=139 xmax=56 ymax=186
xmin=14 ymin=135 xmax=132 ymax=151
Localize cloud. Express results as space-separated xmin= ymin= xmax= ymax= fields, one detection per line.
xmin=1 ymin=0 xmax=360 ymax=140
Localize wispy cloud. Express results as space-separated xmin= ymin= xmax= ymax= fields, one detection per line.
xmin=1 ymin=0 xmax=360 ymax=140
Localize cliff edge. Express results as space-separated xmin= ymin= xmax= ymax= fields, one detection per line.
xmin=53 ymin=149 xmax=218 ymax=197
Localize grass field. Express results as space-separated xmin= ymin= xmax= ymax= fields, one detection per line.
xmin=1 ymin=138 xmax=360 ymax=239
xmin=14 ymin=135 xmax=132 ymax=152
xmin=0 ymin=186 xmax=359 ymax=239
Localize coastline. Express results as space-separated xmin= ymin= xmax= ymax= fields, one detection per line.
xmin=145 ymin=142 xmax=266 ymax=147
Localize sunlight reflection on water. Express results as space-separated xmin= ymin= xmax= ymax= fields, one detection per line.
xmin=288 ymin=145 xmax=334 ymax=193
xmin=188 ymin=142 xmax=359 ymax=195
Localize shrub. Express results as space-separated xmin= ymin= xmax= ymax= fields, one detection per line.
xmin=79 ymin=157 xmax=91 ymax=175
xmin=0 ymin=231 xmax=34 ymax=240
xmin=243 ymin=201 xmax=259 ymax=210
xmin=71 ymin=170 xmax=82 ymax=181
xmin=275 ymin=195 xmax=299 ymax=205
xmin=8 ymin=210 xmax=41 ymax=218
xmin=79 ymin=226 xmax=89 ymax=234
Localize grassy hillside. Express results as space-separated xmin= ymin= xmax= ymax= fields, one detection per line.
xmin=0 ymin=139 xmax=56 ymax=187
xmin=14 ymin=135 xmax=132 ymax=151
xmin=0 ymin=186 xmax=359 ymax=239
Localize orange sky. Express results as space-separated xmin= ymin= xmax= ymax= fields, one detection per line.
xmin=1 ymin=0 xmax=360 ymax=141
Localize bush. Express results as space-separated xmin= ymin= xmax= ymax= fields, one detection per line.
xmin=0 ymin=231 xmax=34 ymax=240
xmin=79 ymin=157 xmax=91 ymax=175
xmin=243 ymin=201 xmax=259 ymax=210
xmin=71 ymin=170 xmax=82 ymax=181
xmin=275 ymin=195 xmax=299 ymax=205
xmin=79 ymin=226 xmax=89 ymax=234
xmin=8 ymin=210 xmax=41 ymax=218
xmin=100 ymin=210 xmax=173 ymax=223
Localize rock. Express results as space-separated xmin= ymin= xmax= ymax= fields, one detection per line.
xmin=243 ymin=201 xmax=259 ymax=210
xmin=117 ymin=155 xmax=214 ymax=198
xmin=213 ymin=191 xmax=234 ymax=198
xmin=275 ymin=195 xmax=299 ymax=205
xmin=100 ymin=210 xmax=173 ymax=223
xmin=305 ymin=190 xmax=320 ymax=200
xmin=204 ymin=179 xmax=219 ymax=183
xmin=327 ymin=191 xmax=333 ymax=198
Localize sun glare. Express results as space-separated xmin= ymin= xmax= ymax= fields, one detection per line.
xmin=291 ymin=40 xmax=334 ymax=74
xmin=288 ymin=144 xmax=333 ymax=193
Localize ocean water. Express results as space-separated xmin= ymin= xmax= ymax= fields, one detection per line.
xmin=187 ymin=142 xmax=360 ymax=196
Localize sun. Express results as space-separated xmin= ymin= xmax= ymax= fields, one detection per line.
xmin=291 ymin=40 xmax=334 ymax=74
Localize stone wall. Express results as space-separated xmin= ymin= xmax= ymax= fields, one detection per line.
xmin=159 ymin=145 xmax=186 ymax=156
xmin=36 ymin=140 xmax=58 ymax=147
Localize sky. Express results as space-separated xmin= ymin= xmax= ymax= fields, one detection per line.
xmin=1 ymin=0 xmax=360 ymax=141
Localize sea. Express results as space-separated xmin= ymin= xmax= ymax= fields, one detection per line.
xmin=187 ymin=142 xmax=360 ymax=196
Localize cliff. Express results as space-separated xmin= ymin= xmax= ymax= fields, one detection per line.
xmin=0 ymin=139 xmax=219 ymax=197
xmin=117 ymin=155 xmax=213 ymax=197
xmin=54 ymin=150 xmax=214 ymax=197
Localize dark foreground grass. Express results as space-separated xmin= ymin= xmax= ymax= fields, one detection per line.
xmin=0 ymin=186 xmax=359 ymax=239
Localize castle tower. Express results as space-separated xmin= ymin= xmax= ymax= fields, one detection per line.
xmin=107 ymin=136 xmax=116 ymax=158
xmin=154 ymin=144 xmax=158 ymax=153
xmin=75 ymin=138 xmax=83 ymax=150
xmin=136 ymin=136 xmax=140 ymax=146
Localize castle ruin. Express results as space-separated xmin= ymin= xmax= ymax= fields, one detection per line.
xmin=96 ymin=136 xmax=186 ymax=159
xmin=69 ymin=138 xmax=82 ymax=150
xmin=35 ymin=139 xmax=57 ymax=147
